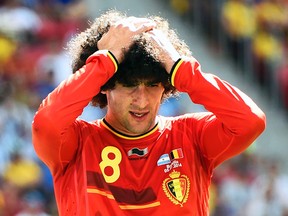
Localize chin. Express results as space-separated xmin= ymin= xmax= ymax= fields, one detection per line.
xmin=128 ymin=126 xmax=150 ymax=136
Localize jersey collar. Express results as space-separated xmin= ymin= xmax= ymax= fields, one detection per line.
xmin=101 ymin=118 xmax=159 ymax=140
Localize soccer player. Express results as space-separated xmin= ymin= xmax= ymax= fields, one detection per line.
xmin=32 ymin=10 xmax=266 ymax=216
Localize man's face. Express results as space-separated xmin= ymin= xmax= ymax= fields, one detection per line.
xmin=103 ymin=81 xmax=165 ymax=136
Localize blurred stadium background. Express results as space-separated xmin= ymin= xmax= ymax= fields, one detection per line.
xmin=0 ymin=0 xmax=288 ymax=215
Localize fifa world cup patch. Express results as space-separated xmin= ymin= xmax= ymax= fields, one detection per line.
xmin=162 ymin=170 xmax=190 ymax=207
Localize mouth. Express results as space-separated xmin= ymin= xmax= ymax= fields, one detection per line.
xmin=129 ymin=111 xmax=149 ymax=119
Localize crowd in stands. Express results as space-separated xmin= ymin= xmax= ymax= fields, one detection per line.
xmin=170 ymin=0 xmax=288 ymax=115
xmin=0 ymin=0 xmax=288 ymax=215
xmin=0 ymin=0 xmax=88 ymax=215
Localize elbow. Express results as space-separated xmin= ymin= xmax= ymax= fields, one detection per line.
xmin=248 ymin=109 xmax=266 ymax=137
xmin=32 ymin=111 xmax=42 ymax=137
xmin=32 ymin=109 xmax=50 ymax=135
xmin=32 ymin=108 xmax=57 ymax=151
xmin=31 ymin=110 xmax=50 ymax=149
xmin=259 ymin=111 xmax=266 ymax=133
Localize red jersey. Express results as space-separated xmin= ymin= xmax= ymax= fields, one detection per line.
xmin=32 ymin=50 xmax=265 ymax=215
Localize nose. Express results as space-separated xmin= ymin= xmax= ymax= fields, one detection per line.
xmin=131 ymin=85 xmax=149 ymax=109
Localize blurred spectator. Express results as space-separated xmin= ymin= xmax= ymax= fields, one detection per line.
xmin=244 ymin=161 xmax=288 ymax=215
xmin=0 ymin=0 xmax=89 ymax=214
xmin=251 ymin=0 xmax=286 ymax=97
xmin=0 ymin=178 xmax=4 ymax=215
xmin=278 ymin=61 xmax=288 ymax=112
xmin=193 ymin=0 xmax=220 ymax=49
xmin=208 ymin=182 xmax=218 ymax=216
xmin=251 ymin=21 xmax=282 ymax=95
xmin=34 ymin=40 xmax=72 ymax=86
xmin=37 ymin=161 xmax=56 ymax=215
xmin=0 ymin=33 xmax=17 ymax=66
xmin=3 ymin=42 xmax=48 ymax=91
xmin=170 ymin=0 xmax=190 ymax=16
xmin=212 ymin=153 xmax=259 ymax=216
xmin=33 ymin=70 xmax=56 ymax=101
xmin=221 ymin=0 xmax=256 ymax=73
xmin=177 ymin=0 xmax=288 ymax=115
xmin=16 ymin=190 xmax=51 ymax=216
xmin=35 ymin=0 xmax=87 ymax=44
xmin=2 ymin=152 xmax=42 ymax=189
xmin=0 ymin=0 xmax=42 ymax=41
xmin=0 ymin=80 xmax=35 ymax=174
xmin=255 ymin=0 xmax=287 ymax=34
xmin=277 ymin=27 xmax=288 ymax=113
xmin=0 ymin=180 xmax=22 ymax=216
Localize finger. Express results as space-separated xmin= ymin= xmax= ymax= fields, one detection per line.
xmin=115 ymin=17 xmax=152 ymax=27
xmin=138 ymin=21 xmax=156 ymax=32
xmin=124 ymin=17 xmax=156 ymax=32
xmin=146 ymin=29 xmax=166 ymax=46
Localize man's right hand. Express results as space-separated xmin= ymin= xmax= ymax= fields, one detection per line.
xmin=146 ymin=29 xmax=181 ymax=74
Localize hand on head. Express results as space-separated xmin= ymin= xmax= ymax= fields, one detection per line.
xmin=145 ymin=29 xmax=181 ymax=73
xmin=97 ymin=17 xmax=156 ymax=62
xmin=97 ymin=16 xmax=180 ymax=72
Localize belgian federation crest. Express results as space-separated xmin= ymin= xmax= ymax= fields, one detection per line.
xmin=162 ymin=170 xmax=190 ymax=207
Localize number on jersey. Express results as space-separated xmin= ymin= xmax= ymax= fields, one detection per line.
xmin=99 ymin=146 xmax=122 ymax=183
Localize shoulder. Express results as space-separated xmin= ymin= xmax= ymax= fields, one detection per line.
xmin=157 ymin=112 xmax=215 ymax=129
xmin=158 ymin=112 xmax=214 ymax=123
xmin=73 ymin=118 xmax=103 ymax=132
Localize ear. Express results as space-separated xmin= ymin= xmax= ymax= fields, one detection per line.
xmin=101 ymin=90 xmax=108 ymax=94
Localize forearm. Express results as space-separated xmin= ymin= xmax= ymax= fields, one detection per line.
xmin=171 ymin=57 xmax=266 ymax=134
xmin=38 ymin=51 xmax=117 ymax=125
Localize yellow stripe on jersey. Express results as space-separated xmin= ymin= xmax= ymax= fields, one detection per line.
xmin=171 ymin=59 xmax=184 ymax=86
xmin=87 ymin=188 xmax=115 ymax=200
xmin=87 ymin=188 xmax=160 ymax=210
xmin=119 ymin=201 xmax=161 ymax=210
xmin=107 ymin=51 xmax=118 ymax=72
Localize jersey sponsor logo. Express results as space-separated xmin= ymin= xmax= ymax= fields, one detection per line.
xmin=162 ymin=170 xmax=190 ymax=207
xmin=127 ymin=147 xmax=148 ymax=157
xmin=157 ymin=148 xmax=183 ymax=166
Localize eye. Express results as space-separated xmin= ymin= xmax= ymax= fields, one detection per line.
xmin=146 ymin=82 xmax=161 ymax=87
xmin=122 ymin=83 xmax=138 ymax=88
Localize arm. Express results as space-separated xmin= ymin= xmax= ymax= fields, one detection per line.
xmin=32 ymin=51 xmax=118 ymax=175
xmin=171 ymin=58 xmax=266 ymax=167
xmin=148 ymin=29 xmax=266 ymax=167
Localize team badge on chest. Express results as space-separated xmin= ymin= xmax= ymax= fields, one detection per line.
xmin=162 ymin=170 xmax=190 ymax=207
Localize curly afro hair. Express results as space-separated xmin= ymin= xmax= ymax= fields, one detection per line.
xmin=67 ymin=10 xmax=192 ymax=108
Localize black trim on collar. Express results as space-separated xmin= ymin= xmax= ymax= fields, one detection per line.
xmin=102 ymin=118 xmax=158 ymax=138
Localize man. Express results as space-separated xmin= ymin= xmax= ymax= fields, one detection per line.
xmin=32 ymin=10 xmax=266 ymax=216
